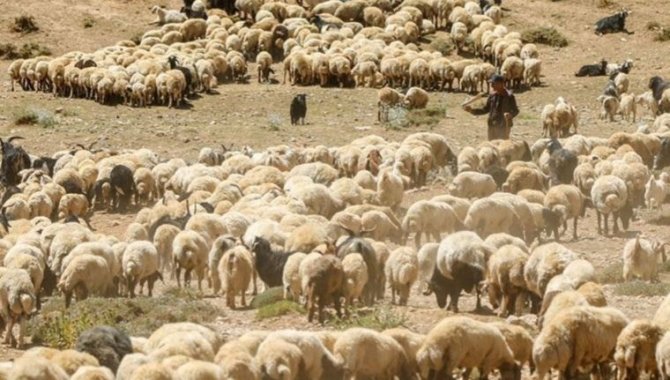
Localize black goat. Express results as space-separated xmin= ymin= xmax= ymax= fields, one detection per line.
xmin=0 ymin=136 xmax=31 ymax=186
xmin=337 ymin=236 xmax=379 ymax=305
xmin=654 ymin=137 xmax=670 ymax=170
xmin=595 ymin=9 xmax=632 ymax=35
xmin=547 ymin=139 xmax=578 ymax=186
xmin=425 ymin=261 xmax=484 ymax=313
xmin=250 ymin=236 xmax=296 ymax=288
xmin=109 ymin=165 xmax=136 ymax=211
xmin=603 ymin=80 xmax=619 ymax=99
xmin=649 ymin=76 xmax=670 ymax=103
xmin=290 ymin=94 xmax=307 ymax=125
xmin=608 ymin=60 xmax=634 ymax=78
xmin=167 ymin=56 xmax=193 ymax=98
xmin=575 ymin=59 xmax=607 ymax=77
xmin=31 ymin=156 xmax=57 ymax=176
xmin=75 ymin=326 xmax=133 ymax=373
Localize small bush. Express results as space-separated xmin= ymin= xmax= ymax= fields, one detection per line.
xmin=655 ymin=27 xmax=670 ymax=42
xmin=384 ymin=105 xmax=410 ymax=130
xmin=83 ymin=16 xmax=95 ymax=28
xmin=613 ymin=281 xmax=670 ymax=297
xmin=13 ymin=108 xmax=55 ymax=128
xmin=647 ymin=21 xmax=661 ymax=31
xmin=429 ymin=37 xmax=455 ymax=56
xmin=29 ymin=292 xmax=223 ymax=349
xmin=249 ymin=287 xmax=284 ymax=309
xmin=11 ymin=16 xmax=39 ymax=34
xmin=407 ymin=106 xmax=444 ymax=128
xmin=0 ymin=42 xmax=51 ymax=60
xmin=256 ymin=300 xmax=304 ymax=320
xmin=327 ymin=306 xmax=408 ymax=330
xmin=521 ymin=27 xmax=568 ymax=48
xmin=597 ymin=262 xmax=624 ymax=284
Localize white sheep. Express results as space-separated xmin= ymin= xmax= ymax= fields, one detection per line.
xmin=417 ymin=242 xmax=439 ymax=293
xmin=486 ymin=244 xmax=528 ymax=317
xmin=614 ymin=319 xmax=665 ymax=380
xmin=333 ymin=327 xmax=411 ymax=379
xmin=58 ymin=254 xmax=112 ymax=307
xmin=416 ymin=316 xmax=519 ymax=380
xmin=70 ymin=366 xmax=114 ymax=380
xmin=619 ymin=92 xmax=637 ymax=122
xmin=385 ymin=247 xmax=418 ymax=305
xmin=591 ymin=175 xmax=630 ymax=235
xmin=282 ymin=252 xmax=308 ymax=301
xmin=175 ymin=360 xmax=225 ymax=380
xmin=401 ymin=200 xmax=460 ymax=248
xmin=447 ymin=171 xmax=496 ymax=199
xmin=653 ymin=292 xmax=670 ymax=330
xmin=122 ymin=241 xmax=161 ymax=298
xmin=218 ymin=245 xmax=254 ymax=309
xmin=533 ymin=306 xmax=629 ymax=380
xmin=342 ymin=253 xmax=368 ymax=310
xmin=523 ymin=58 xmax=542 ymax=87
xmin=172 ymin=230 xmax=209 ymax=290
xmin=598 ymin=94 xmax=620 ymax=121
xmin=622 ymin=236 xmax=666 ymax=282
xmin=657 ymin=332 xmax=670 ymax=380
xmin=0 ymin=268 xmax=35 ymax=348
xmin=259 ymin=330 xmax=342 ymax=379
xmin=151 ymin=5 xmax=188 ymax=25
xmin=645 ymin=173 xmax=670 ymax=210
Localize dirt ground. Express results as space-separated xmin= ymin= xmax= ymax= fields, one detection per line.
xmin=1 ymin=0 xmax=670 ymax=366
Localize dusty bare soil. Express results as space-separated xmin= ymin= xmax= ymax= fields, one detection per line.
xmin=1 ymin=0 xmax=670 ymax=365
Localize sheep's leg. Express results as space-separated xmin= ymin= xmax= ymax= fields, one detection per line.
xmin=175 ymin=266 xmax=182 ymax=288
xmin=185 ymin=268 xmax=192 ymax=288
xmin=390 ymin=285 xmax=396 ymax=305
xmin=595 ymin=211 xmax=602 ymax=235
xmin=498 ymin=293 xmax=509 ymax=317
xmin=613 ymin=213 xmax=620 ymax=235
xmin=240 ymin=289 xmax=246 ymax=308
xmin=3 ymin=318 xmax=14 ymax=346
xmin=573 ymin=217 xmax=579 ymax=240
xmin=16 ymin=318 xmax=25 ymax=349
xmin=333 ymin=293 xmax=343 ymax=319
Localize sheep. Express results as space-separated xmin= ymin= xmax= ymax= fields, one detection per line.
xmin=377 ymin=168 xmax=404 ymax=209
xmin=543 ymin=184 xmax=585 ymax=241
xmin=253 ymin=338 xmax=303 ymax=380
xmin=8 ymin=355 xmax=69 ymax=380
xmin=599 ymin=94 xmax=620 ymax=121
xmin=533 ymin=306 xmax=629 ymax=380
xmin=645 ymin=173 xmax=669 ymax=210
xmin=218 ymin=245 xmax=253 ymax=309
xmin=122 ymin=241 xmax=161 ymax=298
xmin=401 ymin=200 xmax=460 ymax=248
xmin=301 ymin=254 xmax=344 ymax=323
xmin=614 ymin=319 xmax=665 ymax=380
xmin=623 ymin=236 xmax=667 ymax=282
xmin=49 ymin=349 xmax=100 ymax=376
xmin=58 ymin=254 xmax=112 ymax=307
xmin=501 ymin=56 xmax=524 ymax=89
xmin=333 ymin=327 xmax=412 ymax=379
xmin=153 ymin=224 xmax=180 ymax=277
xmin=657 ymin=332 xmax=670 ymax=380
xmin=341 ymin=253 xmax=368 ymax=310
xmin=172 ymin=230 xmax=209 ymax=290
xmin=0 ymin=268 xmax=35 ymax=348
xmin=502 ymin=166 xmax=546 ymax=194
xmin=591 ymin=175 xmax=632 ymax=235
xmin=260 ymin=330 xmax=343 ymax=379
xmin=404 ymin=87 xmax=429 ymax=109
xmin=417 ymin=242 xmax=439 ymax=293
xmin=523 ymin=58 xmax=542 ymax=87
xmin=464 ymin=197 xmax=524 ymax=240
xmin=151 ymin=5 xmax=188 ymax=25
xmin=70 ymin=366 xmax=114 ymax=380
xmin=75 ymin=326 xmax=133 ymax=373
xmin=490 ymin=322 xmax=534 ymax=369
xmin=524 ymin=242 xmax=579 ymax=305
xmin=619 ymin=92 xmax=637 ymax=122
xmin=377 ymin=87 xmax=404 ymax=122
xmin=431 ymin=231 xmax=491 ymax=312
xmin=416 ymin=316 xmax=520 ymax=380
xmin=486 ymin=244 xmax=529 ymax=317
xmin=447 ymin=171 xmax=496 ymax=199
xmin=384 ymin=247 xmax=418 ymax=306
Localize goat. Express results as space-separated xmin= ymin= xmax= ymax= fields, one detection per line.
xmin=595 ymin=9 xmax=632 ymax=35
xmin=290 ymin=94 xmax=307 ymax=125
xmin=0 ymin=136 xmax=31 ymax=186
xmin=575 ymin=59 xmax=607 ymax=77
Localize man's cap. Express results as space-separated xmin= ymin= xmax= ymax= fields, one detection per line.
xmin=489 ymin=74 xmax=505 ymax=83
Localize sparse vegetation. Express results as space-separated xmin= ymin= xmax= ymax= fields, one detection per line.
xmin=29 ymin=290 xmax=222 ymax=349
xmin=11 ymin=15 xmax=39 ymax=34
xmin=13 ymin=108 xmax=56 ymax=128
xmin=328 ymin=306 xmax=408 ymax=330
xmin=83 ymin=15 xmax=95 ymax=28
xmin=613 ymin=281 xmax=670 ymax=297
xmin=267 ymin=113 xmax=282 ymax=131
xmin=429 ymin=36 xmax=455 ymax=56
xmin=655 ymin=27 xmax=670 ymax=42
xmin=384 ymin=105 xmax=410 ymax=130
xmin=0 ymin=42 xmax=51 ymax=60
xmin=521 ymin=27 xmax=568 ymax=47
xmin=647 ymin=21 xmax=661 ymax=31
xmin=407 ymin=106 xmax=444 ymax=128
xmin=597 ymin=262 xmax=624 ymax=284
xmin=256 ymin=300 xmax=304 ymax=320
xmin=249 ymin=287 xmax=284 ymax=309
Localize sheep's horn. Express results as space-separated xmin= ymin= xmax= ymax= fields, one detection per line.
xmin=360 ymin=225 xmax=378 ymax=234
xmin=75 ymin=143 xmax=87 ymax=150
xmin=6 ymin=136 xmax=25 ymax=143
xmin=88 ymin=141 xmax=97 ymax=150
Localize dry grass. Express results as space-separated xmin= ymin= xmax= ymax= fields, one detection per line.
xmin=0 ymin=42 xmax=51 ymax=60
xmin=613 ymin=281 xmax=670 ymax=297
xmin=521 ymin=27 xmax=568 ymax=47
xmin=11 ymin=15 xmax=39 ymax=34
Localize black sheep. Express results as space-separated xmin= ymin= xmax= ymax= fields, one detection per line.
xmin=595 ymin=9 xmax=632 ymax=35
xmin=547 ymin=139 xmax=578 ymax=186
xmin=290 ymin=94 xmax=307 ymax=125
xmin=167 ymin=56 xmax=193 ymax=98
xmin=654 ymin=137 xmax=670 ymax=170
xmin=336 ymin=236 xmax=379 ymax=304
xmin=75 ymin=326 xmax=133 ymax=373
xmin=250 ymin=236 xmax=296 ymax=288
xmin=0 ymin=136 xmax=31 ymax=186
xmin=575 ymin=59 xmax=607 ymax=77
xmin=425 ymin=261 xmax=484 ymax=313
xmin=109 ymin=165 xmax=136 ymax=211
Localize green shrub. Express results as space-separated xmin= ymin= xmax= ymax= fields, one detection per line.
xmin=596 ymin=262 xmax=624 ymax=284
xmin=29 ymin=292 xmax=223 ymax=349
xmin=407 ymin=106 xmax=444 ymax=128
xmin=327 ymin=306 xmax=408 ymax=330
xmin=521 ymin=27 xmax=568 ymax=47
xmin=256 ymin=300 xmax=304 ymax=320
xmin=13 ymin=108 xmax=56 ymax=128
xmin=249 ymin=287 xmax=284 ymax=309
xmin=655 ymin=28 xmax=670 ymax=42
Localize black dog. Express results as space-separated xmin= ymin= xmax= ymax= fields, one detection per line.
xmin=595 ymin=9 xmax=632 ymax=35
xmin=290 ymin=94 xmax=307 ymax=125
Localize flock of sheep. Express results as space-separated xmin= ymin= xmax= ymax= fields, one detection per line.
xmin=0 ymin=120 xmax=668 ymax=379
xmin=6 ymin=0 xmax=544 ymax=110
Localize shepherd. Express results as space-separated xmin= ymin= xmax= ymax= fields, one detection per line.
xmin=462 ymin=74 xmax=519 ymax=140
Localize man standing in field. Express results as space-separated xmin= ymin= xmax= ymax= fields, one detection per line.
xmin=462 ymin=74 xmax=519 ymax=140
